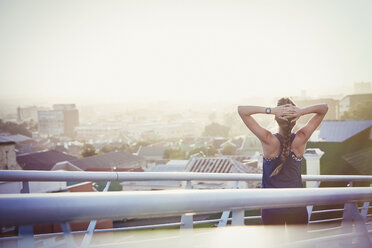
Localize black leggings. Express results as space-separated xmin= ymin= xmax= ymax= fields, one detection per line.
xmin=261 ymin=207 xmax=308 ymax=225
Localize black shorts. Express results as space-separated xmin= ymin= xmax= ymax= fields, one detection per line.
xmin=261 ymin=207 xmax=308 ymax=225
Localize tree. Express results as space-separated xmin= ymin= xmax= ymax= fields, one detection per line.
xmin=127 ymin=140 xmax=152 ymax=153
xmin=99 ymin=144 xmax=117 ymax=154
xmin=164 ymin=148 xmax=186 ymax=159
xmin=119 ymin=143 xmax=131 ymax=152
xmin=187 ymin=146 xmax=218 ymax=158
xmin=202 ymin=122 xmax=230 ymax=137
xmin=81 ymin=144 xmax=97 ymax=157
xmin=341 ymin=101 xmax=372 ymax=120
xmin=0 ymin=119 xmax=32 ymax=137
xmin=221 ymin=144 xmax=237 ymax=155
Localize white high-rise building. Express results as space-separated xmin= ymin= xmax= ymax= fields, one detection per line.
xmin=38 ymin=104 xmax=79 ymax=137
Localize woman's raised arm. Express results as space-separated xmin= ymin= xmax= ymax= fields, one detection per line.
xmin=237 ymin=105 xmax=292 ymax=144
xmin=287 ymin=104 xmax=328 ymax=144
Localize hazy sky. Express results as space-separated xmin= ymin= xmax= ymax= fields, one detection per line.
xmin=0 ymin=0 xmax=371 ymax=104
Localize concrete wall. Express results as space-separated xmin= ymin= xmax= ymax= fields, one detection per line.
xmin=0 ymin=143 xmax=21 ymax=170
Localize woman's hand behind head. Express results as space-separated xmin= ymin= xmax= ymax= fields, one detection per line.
xmin=273 ymin=105 xmax=293 ymax=121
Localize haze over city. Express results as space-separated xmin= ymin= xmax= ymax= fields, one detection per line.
xmin=1 ymin=1 xmax=372 ymax=247
xmin=1 ymin=0 xmax=372 ymax=107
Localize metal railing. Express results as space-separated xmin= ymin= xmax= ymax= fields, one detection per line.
xmin=1 ymin=188 xmax=372 ymax=247
xmin=1 ymin=170 xmax=372 ymax=248
xmin=1 ymin=187 xmax=372 ymax=226
xmin=1 ymin=170 xmax=372 ymax=182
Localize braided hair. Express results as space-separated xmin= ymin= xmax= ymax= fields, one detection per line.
xmin=270 ymin=97 xmax=296 ymax=177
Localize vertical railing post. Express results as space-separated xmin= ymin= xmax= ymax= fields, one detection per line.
xmin=231 ymin=209 xmax=245 ymax=226
xmin=80 ymin=181 xmax=111 ymax=248
xmin=180 ymin=180 xmax=193 ymax=229
xmin=218 ymin=180 xmax=239 ymax=227
xmin=61 ymin=222 xmax=76 ymax=248
xmin=18 ymin=181 xmax=34 ymax=248
xmin=180 ymin=214 xmax=194 ymax=229
xmin=306 ymin=181 xmax=320 ymax=222
xmin=340 ymin=202 xmax=371 ymax=247
xmin=360 ymin=183 xmax=372 ymax=220
xmin=185 ymin=180 xmax=192 ymax=189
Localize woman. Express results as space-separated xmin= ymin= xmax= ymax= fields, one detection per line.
xmin=238 ymin=98 xmax=328 ymax=225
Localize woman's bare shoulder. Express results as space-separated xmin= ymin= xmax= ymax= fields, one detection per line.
xmin=262 ymin=133 xmax=281 ymax=158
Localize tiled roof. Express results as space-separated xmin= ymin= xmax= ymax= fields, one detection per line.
xmin=0 ymin=136 xmax=16 ymax=145
xmin=222 ymin=155 xmax=251 ymax=164
xmin=319 ymin=120 xmax=372 ymax=142
xmin=147 ymin=164 xmax=186 ymax=172
xmin=166 ymin=160 xmax=189 ymax=166
xmin=70 ymin=151 xmax=145 ymax=171
xmin=17 ymin=150 xmax=77 ymax=170
xmin=137 ymin=146 xmax=167 ymax=158
xmin=184 ymin=157 xmax=258 ymax=174
xmin=342 ymin=147 xmax=372 ymax=174
xmin=1 ymin=134 xmax=31 ymax=143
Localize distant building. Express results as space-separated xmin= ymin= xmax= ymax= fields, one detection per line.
xmin=68 ymin=151 xmax=146 ymax=171
xmin=307 ymin=120 xmax=372 ymax=183
xmin=75 ymin=126 xmax=122 ymax=140
xmin=184 ymin=157 xmax=261 ymax=189
xmin=16 ymin=150 xmax=77 ymax=170
xmin=0 ymin=134 xmax=31 ymax=144
xmin=17 ymin=106 xmax=38 ymax=122
xmin=136 ymin=145 xmax=168 ymax=166
xmin=294 ymin=98 xmax=338 ymax=120
xmin=0 ymin=137 xmax=22 ymax=170
xmin=38 ymin=104 xmax=79 ymax=137
xmin=128 ymin=121 xmax=202 ymax=140
xmin=0 ymin=134 xmax=44 ymax=154
xmin=318 ymin=120 xmax=372 ymax=142
xmin=339 ymin=94 xmax=372 ymax=118
xmin=121 ymin=161 xmax=188 ymax=191
xmin=354 ymin=82 xmax=371 ymax=94
xmin=342 ymin=147 xmax=372 ymax=175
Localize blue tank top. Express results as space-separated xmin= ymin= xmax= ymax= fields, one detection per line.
xmin=262 ymin=133 xmax=303 ymax=189
xmin=261 ymin=133 xmax=305 ymax=214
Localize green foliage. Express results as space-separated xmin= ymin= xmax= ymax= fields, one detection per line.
xmin=81 ymin=144 xmax=97 ymax=157
xmin=99 ymin=144 xmax=117 ymax=154
xmin=220 ymin=144 xmax=237 ymax=155
xmin=164 ymin=148 xmax=186 ymax=159
xmin=187 ymin=146 xmax=218 ymax=158
xmin=127 ymin=140 xmax=158 ymax=153
xmin=341 ymin=100 xmax=372 ymax=120
xmin=119 ymin=143 xmax=131 ymax=152
xmin=203 ymin=122 xmax=230 ymax=137
xmin=94 ymin=181 xmax=122 ymax=191
xmin=0 ymin=119 xmax=32 ymax=137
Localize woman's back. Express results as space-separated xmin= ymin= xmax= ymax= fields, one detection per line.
xmin=262 ymin=133 xmax=303 ymax=189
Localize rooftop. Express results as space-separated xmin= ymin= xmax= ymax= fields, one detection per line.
xmin=16 ymin=150 xmax=77 ymax=170
xmin=318 ymin=120 xmax=372 ymax=142
xmin=69 ymin=151 xmax=145 ymax=171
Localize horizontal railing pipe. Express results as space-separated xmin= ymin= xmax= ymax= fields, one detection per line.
xmin=1 ymin=170 xmax=372 ymax=182
xmin=1 ymin=187 xmax=371 ymax=226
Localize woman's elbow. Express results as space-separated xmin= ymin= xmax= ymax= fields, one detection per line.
xmin=237 ymin=106 xmax=243 ymax=114
xmin=322 ymin=104 xmax=329 ymax=114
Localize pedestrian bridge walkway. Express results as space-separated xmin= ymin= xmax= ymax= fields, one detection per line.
xmin=0 ymin=170 xmax=372 ymax=248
